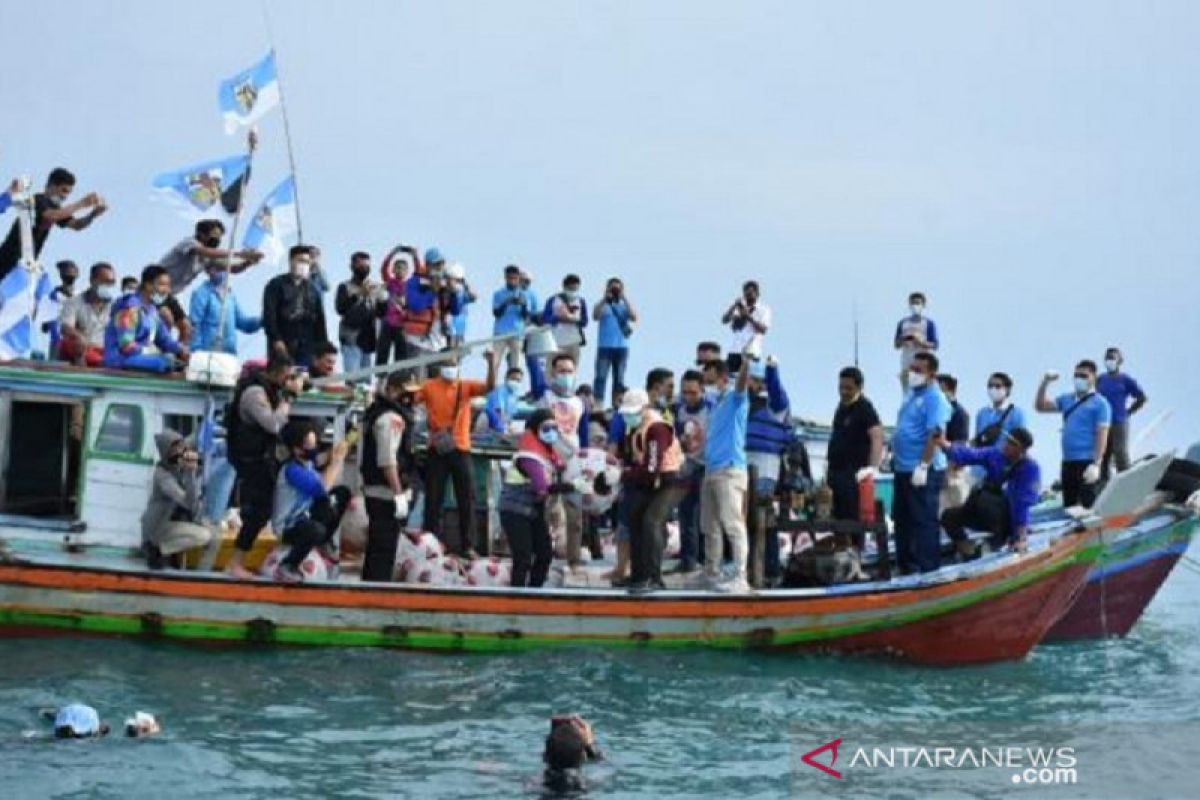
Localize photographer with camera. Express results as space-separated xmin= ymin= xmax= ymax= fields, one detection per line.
xmin=491 ymin=264 xmax=530 ymax=374
xmin=721 ymin=280 xmax=771 ymax=373
xmin=140 ymin=430 xmax=212 ymax=570
xmin=591 ymin=277 xmax=638 ymax=410
xmin=893 ymin=291 xmax=939 ymax=393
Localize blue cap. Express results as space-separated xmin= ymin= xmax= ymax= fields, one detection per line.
xmin=748 ymin=360 xmax=768 ymax=380
xmin=54 ymin=704 xmax=100 ymax=737
xmin=424 ymin=247 xmax=444 ymax=265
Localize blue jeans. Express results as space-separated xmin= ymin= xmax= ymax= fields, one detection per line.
xmin=677 ymin=481 xmax=703 ymax=568
xmin=342 ymin=343 xmax=372 ymax=374
xmin=593 ymin=347 xmax=629 ymax=408
xmin=527 ymin=352 xmax=546 ymax=397
xmin=892 ymin=470 xmax=945 ymax=573
xmin=104 ymin=351 xmax=173 ymax=373
xmin=755 ymin=476 xmax=781 ymax=578
xmin=203 ymin=448 xmax=237 ymax=524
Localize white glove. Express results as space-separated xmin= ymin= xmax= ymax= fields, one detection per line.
xmin=1043 ymin=370 xmax=1060 ymax=382
xmin=394 ymin=493 xmax=410 ymax=519
xmin=912 ymin=463 xmax=929 ymax=488
xmin=1082 ymin=463 xmax=1101 ymax=485
xmin=855 ymin=466 xmax=876 ymax=483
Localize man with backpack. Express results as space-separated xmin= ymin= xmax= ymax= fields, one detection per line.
xmin=546 ymin=274 xmax=588 ymax=364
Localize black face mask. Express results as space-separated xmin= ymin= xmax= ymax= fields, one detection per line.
xmin=205 ymin=235 xmax=222 ymax=248
xmin=352 ymin=266 xmax=370 ymax=279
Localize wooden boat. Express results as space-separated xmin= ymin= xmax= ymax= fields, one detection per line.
xmin=0 ymin=359 xmax=1119 ymax=666
xmin=1040 ymin=454 xmax=1200 ymax=641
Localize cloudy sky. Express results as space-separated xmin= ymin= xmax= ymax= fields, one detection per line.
xmin=4 ymin=0 xmax=1199 ymax=465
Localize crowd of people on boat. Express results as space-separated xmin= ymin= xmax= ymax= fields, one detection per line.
xmin=0 ymin=167 xmax=1151 ymax=591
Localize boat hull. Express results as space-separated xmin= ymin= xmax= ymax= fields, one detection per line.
xmin=0 ymin=532 xmax=1099 ymax=666
xmin=1044 ymin=516 xmax=1196 ymax=641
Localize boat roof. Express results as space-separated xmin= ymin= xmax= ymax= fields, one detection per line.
xmin=0 ymin=359 xmax=349 ymax=406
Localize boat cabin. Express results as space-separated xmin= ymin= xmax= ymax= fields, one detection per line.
xmin=0 ymin=361 xmax=351 ymax=549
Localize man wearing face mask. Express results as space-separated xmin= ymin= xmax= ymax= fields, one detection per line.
xmin=699 ymin=354 xmax=752 ymax=592
xmin=140 ymin=431 xmax=212 ymax=570
xmin=483 ymin=367 xmax=525 ymax=435
xmin=159 ymin=219 xmax=263 ymax=295
xmin=188 ymin=262 xmax=262 ymax=354
xmin=262 ymin=245 xmax=330 ymax=365
xmin=415 ymin=350 xmax=498 ymax=557
xmin=745 ymin=356 xmax=794 ymax=585
xmin=893 ymin=292 xmax=939 ymax=393
xmin=335 ymin=251 xmax=381 ymax=374
xmin=670 ymin=370 xmax=714 ymax=573
xmin=58 ymin=261 xmax=117 ymax=366
xmin=973 ymin=372 xmax=1029 ymax=448
xmin=1036 ymin=360 xmax=1112 ymax=508
xmin=102 ymin=265 xmax=189 ymax=372
xmin=400 ymin=247 xmax=453 ymax=377
xmin=1096 ymin=347 xmax=1147 ymax=480
xmin=592 ymin=277 xmax=638 ymax=409
xmin=827 ymin=367 xmax=884 ymax=521
xmin=539 ymin=353 xmax=590 ymax=571
xmin=499 ymin=409 xmax=568 ymax=587
xmin=620 ymin=388 xmax=684 ymax=593
xmin=0 ymin=168 xmax=106 ymax=281
xmin=547 ymin=274 xmax=588 ymax=365
xmin=361 ymin=372 xmax=416 ymax=582
xmin=271 ymin=420 xmax=351 ymax=583
xmin=891 ymin=352 xmax=952 ymax=573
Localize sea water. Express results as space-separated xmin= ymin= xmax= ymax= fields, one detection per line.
xmin=2 ymin=549 xmax=1198 ymax=799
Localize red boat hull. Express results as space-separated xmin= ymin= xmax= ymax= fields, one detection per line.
xmin=798 ymin=560 xmax=1093 ymax=666
xmin=1045 ymin=551 xmax=1183 ymax=641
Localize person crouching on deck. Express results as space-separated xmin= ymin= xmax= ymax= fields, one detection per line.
xmin=140 ymin=431 xmax=213 ymax=570
xmin=270 ymin=420 xmax=351 ymax=583
xmin=499 ymin=409 xmax=568 ymax=588
xmin=103 ymin=264 xmax=189 ymax=372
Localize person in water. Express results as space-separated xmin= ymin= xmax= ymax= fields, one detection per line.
xmin=543 ymin=715 xmax=603 ymax=794
xmin=44 ymin=704 xmax=110 ymax=738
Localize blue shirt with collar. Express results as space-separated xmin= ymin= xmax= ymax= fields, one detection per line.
xmin=485 ymin=384 xmax=520 ymax=433
xmin=1055 ymin=392 xmax=1112 ymax=462
xmin=946 ymin=444 xmax=1042 ymax=539
xmin=1096 ymin=372 xmax=1145 ymax=425
xmin=492 ymin=286 xmax=528 ymax=336
xmin=974 ymin=403 xmax=1029 ymax=443
xmin=892 ymin=384 xmax=952 ymax=472
xmin=705 ymin=387 xmax=749 ymax=471
xmin=595 ymin=298 xmax=632 ymax=349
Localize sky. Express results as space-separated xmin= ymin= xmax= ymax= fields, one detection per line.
xmin=3 ymin=0 xmax=1199 ymax=468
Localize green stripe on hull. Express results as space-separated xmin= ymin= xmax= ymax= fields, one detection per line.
xmin=0 ymin=540 xmax=1098 ymax=651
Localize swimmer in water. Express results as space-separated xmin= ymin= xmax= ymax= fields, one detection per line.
xmin=543 ymin=715 xmax=603 ymax=794
xmin=42 ymin=704 xmax=110 ymax=739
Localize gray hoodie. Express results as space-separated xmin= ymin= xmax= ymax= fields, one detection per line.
xmin=140 ymin=430 xmax=200 ymax=546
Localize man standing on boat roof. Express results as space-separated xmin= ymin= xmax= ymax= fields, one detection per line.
xmin=225 ymin=353 xmax=305 ymax=580
xmin=360 ymin=371 xmax=416 ymax=582
xmin=699 ymin=353 xmax=752 ymax=593
xmin=262 ymin=245 xmax=329 ymax=365
xmin=1036 ymin=360 xmax=1112 ymax=509
xmin=335 ymin=251 xmax=381 ymax=374
xmin=891 ymin=351 xmax=952 ymax=573
xmin=491 ymin=264 xmax=531 ymax=375
xmin=399 ymin=247 xmax=452 ymax=378
xmin=158 ymin=218 xmax=263 ymax=335
xmin=547 ymin=274 xmax=588 ymax=368
xmin=188 ymin=259 xmax=261 ymax=355
xmin=894 ymin=292 xmax=939 ymax=393
xmin=722 ymin=281 xmax=770 ymax=374
xmin=592 ymin=276 xmax=638 ymax=410
xmin=1097 ymin=346 xmax=1147 ymax=480
xmin=0 ymin=168 xmax=107 ymax=281
xmin=102 ymin=264 xmax=189 ymax=372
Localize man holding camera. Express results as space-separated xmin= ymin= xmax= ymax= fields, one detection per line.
xmin=140 ymin=430 xmax=212 ymax=570
xmin=722 ymin=280 xmax=771 ymax=373
xmin=592 ymin=277 xmax=638 ymax=409
xmin=491 ymin=264 xmax=530 ymax=374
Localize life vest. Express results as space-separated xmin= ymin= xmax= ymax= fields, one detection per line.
xmin=227 ymin=371 xmax=282 ymax=466
xmin=500 ymin=434 xmax=562 ymax=518
xmin=630 ymin=412 xmax=684 ymax=475
xmin=401 ymin=283 xmax=438 ymax=336
xmin=746 ymin=402 xmax=794 ymax=457
xmin=361 ymin=396 xmax=407 ymax=488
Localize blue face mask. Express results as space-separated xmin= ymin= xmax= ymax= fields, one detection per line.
xmin=304 ymin=447 xmax=318 ymax=462
xmin=703 ymin=386 xmax=720 ymax=403
xmin=538 ymin=427 xmax=560 ymax=446
xmin=553 ymin=373 xmax=575 ymax=393
xmin=621 ymin=412 xmax=641 ymax=430
xmin=506 ymin=380 xmax=523 ymax=394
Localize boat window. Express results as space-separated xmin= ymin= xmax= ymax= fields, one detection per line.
xmin=164 ymin=414 xmax=201 ymax=439
xmin=1 ymin=399 xmax=84 ymax=518
xmin=94 ymin=404 xmax=144 ymax=455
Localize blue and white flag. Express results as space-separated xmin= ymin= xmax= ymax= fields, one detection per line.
xmin=151 ymin=154 xmax=251 ymax=219
xmin=0 ymin=266 xmax=54 ymax=361
xmin=243 ymin=176 xmax=297 ymax=264
xmin=218 ymin=51 xmax=281 ymax=135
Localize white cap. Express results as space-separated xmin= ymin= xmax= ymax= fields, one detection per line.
xmin=446 ymin=262 xmax=466 ymax=281
xmin=618 ymin=388 xmax=649 ymax=415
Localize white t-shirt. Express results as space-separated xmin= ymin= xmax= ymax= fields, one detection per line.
xmin=730 ymin=301 xmax=772 ymax=356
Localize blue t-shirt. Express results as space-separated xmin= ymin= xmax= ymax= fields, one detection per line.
xmin=450 ymin=288 xmax=473 ymax=338
xmin=1055 ymin=392 xmax=1112 ymax=462
xmin=595 ymin=298 xmax=631 ymax=349
xmin=492 ymin=287 xmax=528 ymax=336
xmin=1096 ymin=372 xmax=1145 ymax=425
xmin=892 ymin=385 xmax=952 ymax=472
xmin=974 ymin=404 xmax=1029 ymax=443
xmin=705 ymin=388 xmax=749 ymax=471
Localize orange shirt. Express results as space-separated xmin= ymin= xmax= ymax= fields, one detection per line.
xmin=418 ymin=378 xmax=488 ymax=452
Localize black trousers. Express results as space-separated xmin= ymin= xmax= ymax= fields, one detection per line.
xmin=234 ymin=459 xmax=277 ymax=552
xmin=363 ymin=495 xmax=401 ymax=582
xmin=281 ymin=488 xmax=350 ymax=568
xmin=828 ymin=468 xmax=860 ymax=521
xmin=375 ymin=323 xmax=407 ymax=366
xmin=627 ymin=484 xmax=664 ymax=585
xmin=502 ymin=509 xmax=553 ymax=587
xmin=941 ymin=488 xmax=1011 ymax=549
xmin=424 ymin=449 xmax=476 ymax=555
xmin=1061 ymin=460 xmax=1097 ymax=509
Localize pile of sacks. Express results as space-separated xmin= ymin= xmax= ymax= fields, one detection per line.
xmin=259 ymin=546 xmax=335 ymax=582
xmin=391 ymin=530 xmax=512 ymax=587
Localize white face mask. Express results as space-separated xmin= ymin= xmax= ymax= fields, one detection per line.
xmin=94 ymin=283 xmax=116 ymax=301
xmin=506 ymin=380 xmax=523 ymax=394
xmin=987 ymin=386 xmax=1008 ymax=404
xmin=1105 ymin=358 xmax=1119 ymax=372
xmin=910 ymin=303 xmax=924 ymax=317
xmin=1074 ymin=376 xmax=1091 ymax=394
xmin=908 ymin=370 xmax=929 ymax=388
xmin=440 ymin=366 xmax=458 ymax=381
xmin=292 ymin=262 xmax=311 ymax=280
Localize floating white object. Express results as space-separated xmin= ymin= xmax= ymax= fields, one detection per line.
xmin=185 ymin=351 xmax=241 ymax=388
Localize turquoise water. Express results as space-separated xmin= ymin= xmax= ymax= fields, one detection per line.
xmin=2 ymin=553 xmax=1199 ymax=799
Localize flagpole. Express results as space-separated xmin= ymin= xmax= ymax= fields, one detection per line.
xmin=260 ymin=0 xmax=304 ymax=243
xmin=213 ymin=131 xmax=256 ymax=353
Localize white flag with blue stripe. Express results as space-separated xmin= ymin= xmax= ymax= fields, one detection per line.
xmin=151 ymin=154 xmax=251 ymax=220
xmin=218 ymin=51 xmax=281 ymax=135
xmin=243 ymin=176 xmax=297 ymax=264
xmin=0 ymin=267 xmax=54 ymax=361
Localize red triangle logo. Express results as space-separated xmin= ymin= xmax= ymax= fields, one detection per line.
xmin=801 ymin=738 xmax=843 ymax=779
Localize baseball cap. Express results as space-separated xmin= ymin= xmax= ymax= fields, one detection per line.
xmin=1006 ymin=427 xmax=1034 ymax=450
xmin=618 ymin=388 xmax=649 ymax=415
xmin=424 ymin=247 xmax=444 ymax=265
